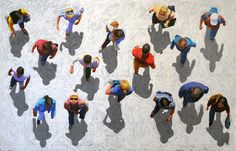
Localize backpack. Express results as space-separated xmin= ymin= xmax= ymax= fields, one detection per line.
xmin=10 ymin=10 xmax=23 ymax=24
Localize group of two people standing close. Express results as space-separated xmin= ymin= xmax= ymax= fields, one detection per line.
xmin=6 ymin=3 xmax=230 ymax=133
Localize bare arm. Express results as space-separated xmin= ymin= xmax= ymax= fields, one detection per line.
xmin=56 ymin=16 xmax=61 ymax=30
xmin=75 ymin=14 xmax=83 ymax=25
xmin=21 ymin=77 xmax=30 ymax=90
xmin=105 ymin=84 xmax=113 ymax=95
xmin=8 ymin=68 xmax=13 ymax=76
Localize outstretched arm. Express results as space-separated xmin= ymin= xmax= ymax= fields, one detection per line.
xmin=21 ymin=77 xmax=30 ymax=90
xmin=105 ymin=84 xmax=113 ymax=95
xmin=56 ymin=16 xmax=61 ymax=31
xmin=8 ymin=68 xmax=13 ymax=76
xmin=75 ymin=14 xmax=83 ymax=25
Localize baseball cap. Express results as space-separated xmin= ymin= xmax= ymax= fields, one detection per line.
xmin=210 ymin=13 xmax=219 ymax=26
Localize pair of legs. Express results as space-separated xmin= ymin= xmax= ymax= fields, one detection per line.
xmin=18 ymin=21 xmax=28 ymax=35
xmin=180 ymin=49 xmax=190 ymax=64
xmin=208 ymin=28 xmax=218 ymax=41
xmin=133 ymin=58 xmax=149 ymax=74
xmin=209 ymin=106 xmax=217 ymax=126
xmin=39 ymin=55 xmax=49 ymax=66
xmin=68 ymin=107 xmax=88 ymax=128
xmin=37 ymin=111 xmax=46 ymax=125
xmin=84 ymin=67 xmax=91 ymax=81
xmin=65 ymin=22 xmax=75 ymax=38
xmin=150 ymin=105 xmax=161 ymax=117
xmin=101 ymin=33 xmax=111 ymax=49
xmin=10 ymin=77 xmax=22 ymax=89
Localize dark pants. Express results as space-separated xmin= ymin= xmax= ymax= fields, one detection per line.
xmin=152 ymin=13 xmax=166 ymax=27
xmin=68 ymin=107 xmax=88 ymax=126
xmin=209 ymin=106 xmax=217 ymax=123
xmin=10 ymin=77 xmax=22 ymax=88
xmin=102 ymin=33 xmax=111 ymax=49
xmin=117 ymin=95 xmax=126 ymax=102
xmin=151 ymin=105 xmax=161 ymax=115
xmin=40 ymin=55 xmax=48 ymax=66
xmin=18 ymin=22 xmax=24 ymax=29
xmin=84 ymin=67 xmax=91 ymax=80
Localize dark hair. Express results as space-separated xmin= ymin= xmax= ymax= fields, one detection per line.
xmin=16 ymin=66 xmax=24 ymax=75
xmin=160 ymin=98 xmax=170 ymax=107
xmin=83 ymin=55 xmax=92 ymax=64
xmin=219 ymin=96 xmax=227 ymax=106
xmin=43 ymin=41 xmax=53 ymax=52
xmin=113 ymin=29 xmax=125 ymax=39
xmin=44 ymin=95 xmax=52 ymax=105
xmin=142 ymin=43 xmax=150 ymax=54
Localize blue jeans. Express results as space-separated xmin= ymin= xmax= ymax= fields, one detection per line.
xmin=209 ymin=28 xmax=218 ymax=40
xmin=209 ymin=106 xmax=216 ymax=123
xmin=40 ymin=55 xmax=48 ymax=66
xmin=180 ymin=49 xmax=190 ymax=64
xmin=10 ymin=77 xmax=23 ymax=88
xmin=68 ymin=107 xmax=88 ymax=126
xmin=38 ymin=112 xmax=45 ymax=121
xmin=18 ymin=22 xmax=24 ymax=29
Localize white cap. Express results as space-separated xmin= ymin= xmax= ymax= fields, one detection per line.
xmin=210 ymin=13 xmax=219 ymax=26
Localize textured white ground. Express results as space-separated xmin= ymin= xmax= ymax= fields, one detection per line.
xmin=0 ymin=0 xmax=236 ymax=151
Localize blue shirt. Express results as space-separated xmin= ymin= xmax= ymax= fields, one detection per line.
xmin=179 ymin=82 xmax=209 ymax=102
xmin=34 ymin=98 xmax=56 ymax=118
xmin=59 ymin=11 xmax=81 ymax=23
xmin=155 ymin=91 xmax=175 ymax=110
xmin=110 ymin=80 xmax=133 ymax=96
xmin=170 ymin=35 xmax=196 ymax=52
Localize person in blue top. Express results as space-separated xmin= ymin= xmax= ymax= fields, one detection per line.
xmin=170 ymin=35 xmax=196 ymax=64
xmin=150 ymin=91 xmax=176 ymax=122
xmin=105 ymin=80 xmax=133 ymax=102
xmin=179 ymin=82 xmax=209 ymax=107
xmin=199 ymin=7 xmax=226 ymax=41
xmin=56 ymin=7 xmax=84 ymax=38
xmin=33 ymin=95 xmax=56 ymax=125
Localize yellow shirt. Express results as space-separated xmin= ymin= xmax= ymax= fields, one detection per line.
xmin=152 ymin=4 xmax=175 ymax=21
xmin=6 ymin=9 xmax=29 ymax=32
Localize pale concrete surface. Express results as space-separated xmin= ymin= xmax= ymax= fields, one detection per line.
xmin=0 ymin=0 xmax=236 ymax=151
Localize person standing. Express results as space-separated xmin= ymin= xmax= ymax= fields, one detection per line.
xmin=206 ymin=94 xmax=230 ymax=128
xmin=170 ymin=35 xmax=196 ymax=64
xmin=8 ymin=67 xmax=30 ymax=90
xmin=56 ymin=7 xmax=84 ymax=38
xmin=132 ymin=44 xmax=156 ymax=75
xmin=179 ymin=82 xmax=209 ymax=107
xmin=70 ymin=54 xmax=100 ymax=81
xmin=6 ymin=8 xmax=30 ymax=37
xmin=199 ymin=7 xmax=226 ymax=41
xmin=64 ymin=95 xmax=89 ymax=130
xmin=32 ymin=40 xmax=58 ymax=65
xmin=33 ymin=95 xmax=56 ymax=125
xmin=150 ymin=91 xmax=175 ymax=123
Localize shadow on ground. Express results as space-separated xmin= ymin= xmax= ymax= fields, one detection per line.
xmin=33 ymin=119 xmax=51 ymax=148
xmin=206 ymin=113 xmax=230 ymax=146
xmin=200 ymin=29 xmax=224 ymax=72
xmin=132 ymin=68 xmax=153 ymax=98
xmin=99 ymin=46 xmax=118 ymax=74
xmin=33 ymin=58 xmax=57 ymax=85
xmin=66 ymin=118 xmax=88 ymax=146
xmin=178 ymin=103 xmax=203 ymax=134
xmin=10 ymin=85 xmax=28 ymax=116
xmin=154 ymin=109 xmax=174 ymax=143
xmin=103 ymin=95 xmax=125 ymax=133
xmin=172 ymin=54 xmax=196 ymax=83
xmin=74 ymin=75 xmax=100 ymax=100
xmin=9 ymin=31 xmax=29 ymax=58
xmin=148 ymin=24 xmax=171 ymax=54
xmin=60 ymin=31 xmax=83 ymax=56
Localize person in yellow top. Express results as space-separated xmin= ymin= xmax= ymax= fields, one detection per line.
xmin=6 ymin=8 xmax=30 ymax=38
xmin=149 ymin=4 xmax=176 ymax=30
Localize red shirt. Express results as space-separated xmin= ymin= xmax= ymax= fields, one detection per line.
xmin=34 ymin=40 xmax=48 ymax=56
xmin=132 ymin=47 xmax=155 ymax=68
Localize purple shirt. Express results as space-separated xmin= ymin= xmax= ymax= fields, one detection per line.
xmin=13 ymin=70 xmax=30 ymax=82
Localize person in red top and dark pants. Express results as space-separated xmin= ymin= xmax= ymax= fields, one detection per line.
xmin=32 ymin=40 xmax=58 ymax=66
xmin=132 ymin=43 xmax=156 ymax=74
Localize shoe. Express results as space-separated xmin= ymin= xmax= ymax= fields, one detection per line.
xmin=150 ymin=113 xmax=155 ymax=118
xmin=209 ymin=121 xmax=213 ymax=127
xmin=37 ymin=120 xmax=41 ymax=125
xmin=69 ymin=125 xmax=72 ymax=131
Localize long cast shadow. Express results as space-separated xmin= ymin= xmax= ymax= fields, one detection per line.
xmin=9 ymin=85 xmax=28 ymax=116
xmin=99 ymin=46 xmax=118 ymax=74
xmin=206 ymin=113 xmax=230 ymax=146
xmin=103 ymin=95 xmax=125 ymax=133
xmin=178 ymin=103 xmax=203 ymax=134
xmin=33 ymin=119 xmax=51 ymax=148
xmin=9 ymin=31 xmax=29 ymax=58
xmin=74 ymin=76 xmax=100 ymax=101
xmin=154 ymin=110 xmax=174 ymax=143
xmin=60 ymin=31 xmax=83 ymax=56
xmin=148 ymin=24 xmax=171 ymax=54
xmin=66 ymin=118 xmax=88 ymax=146
xmin=33 ymin=57 xmax=57 ymax=85
xmin=132 ymin=68 xmax=153 ymax=98
xmin=200 ymin=29 xmax=224 ymax=72
xmin=172 ymin=54 xmax=196 ymax=83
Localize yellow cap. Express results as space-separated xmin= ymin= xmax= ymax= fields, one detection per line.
xmin=160 ymin=6 xmax=168 ymax=14
xmin=120 ymin=80 xmax=130 ymax=91
xmin=19 ymin=8 xmax=28 ymax=15
xmin=65 ymin=8 xmax=73 ymax=13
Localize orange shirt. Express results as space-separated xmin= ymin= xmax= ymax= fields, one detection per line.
xmin=132 ymin=47 xmax=155 ymax=68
